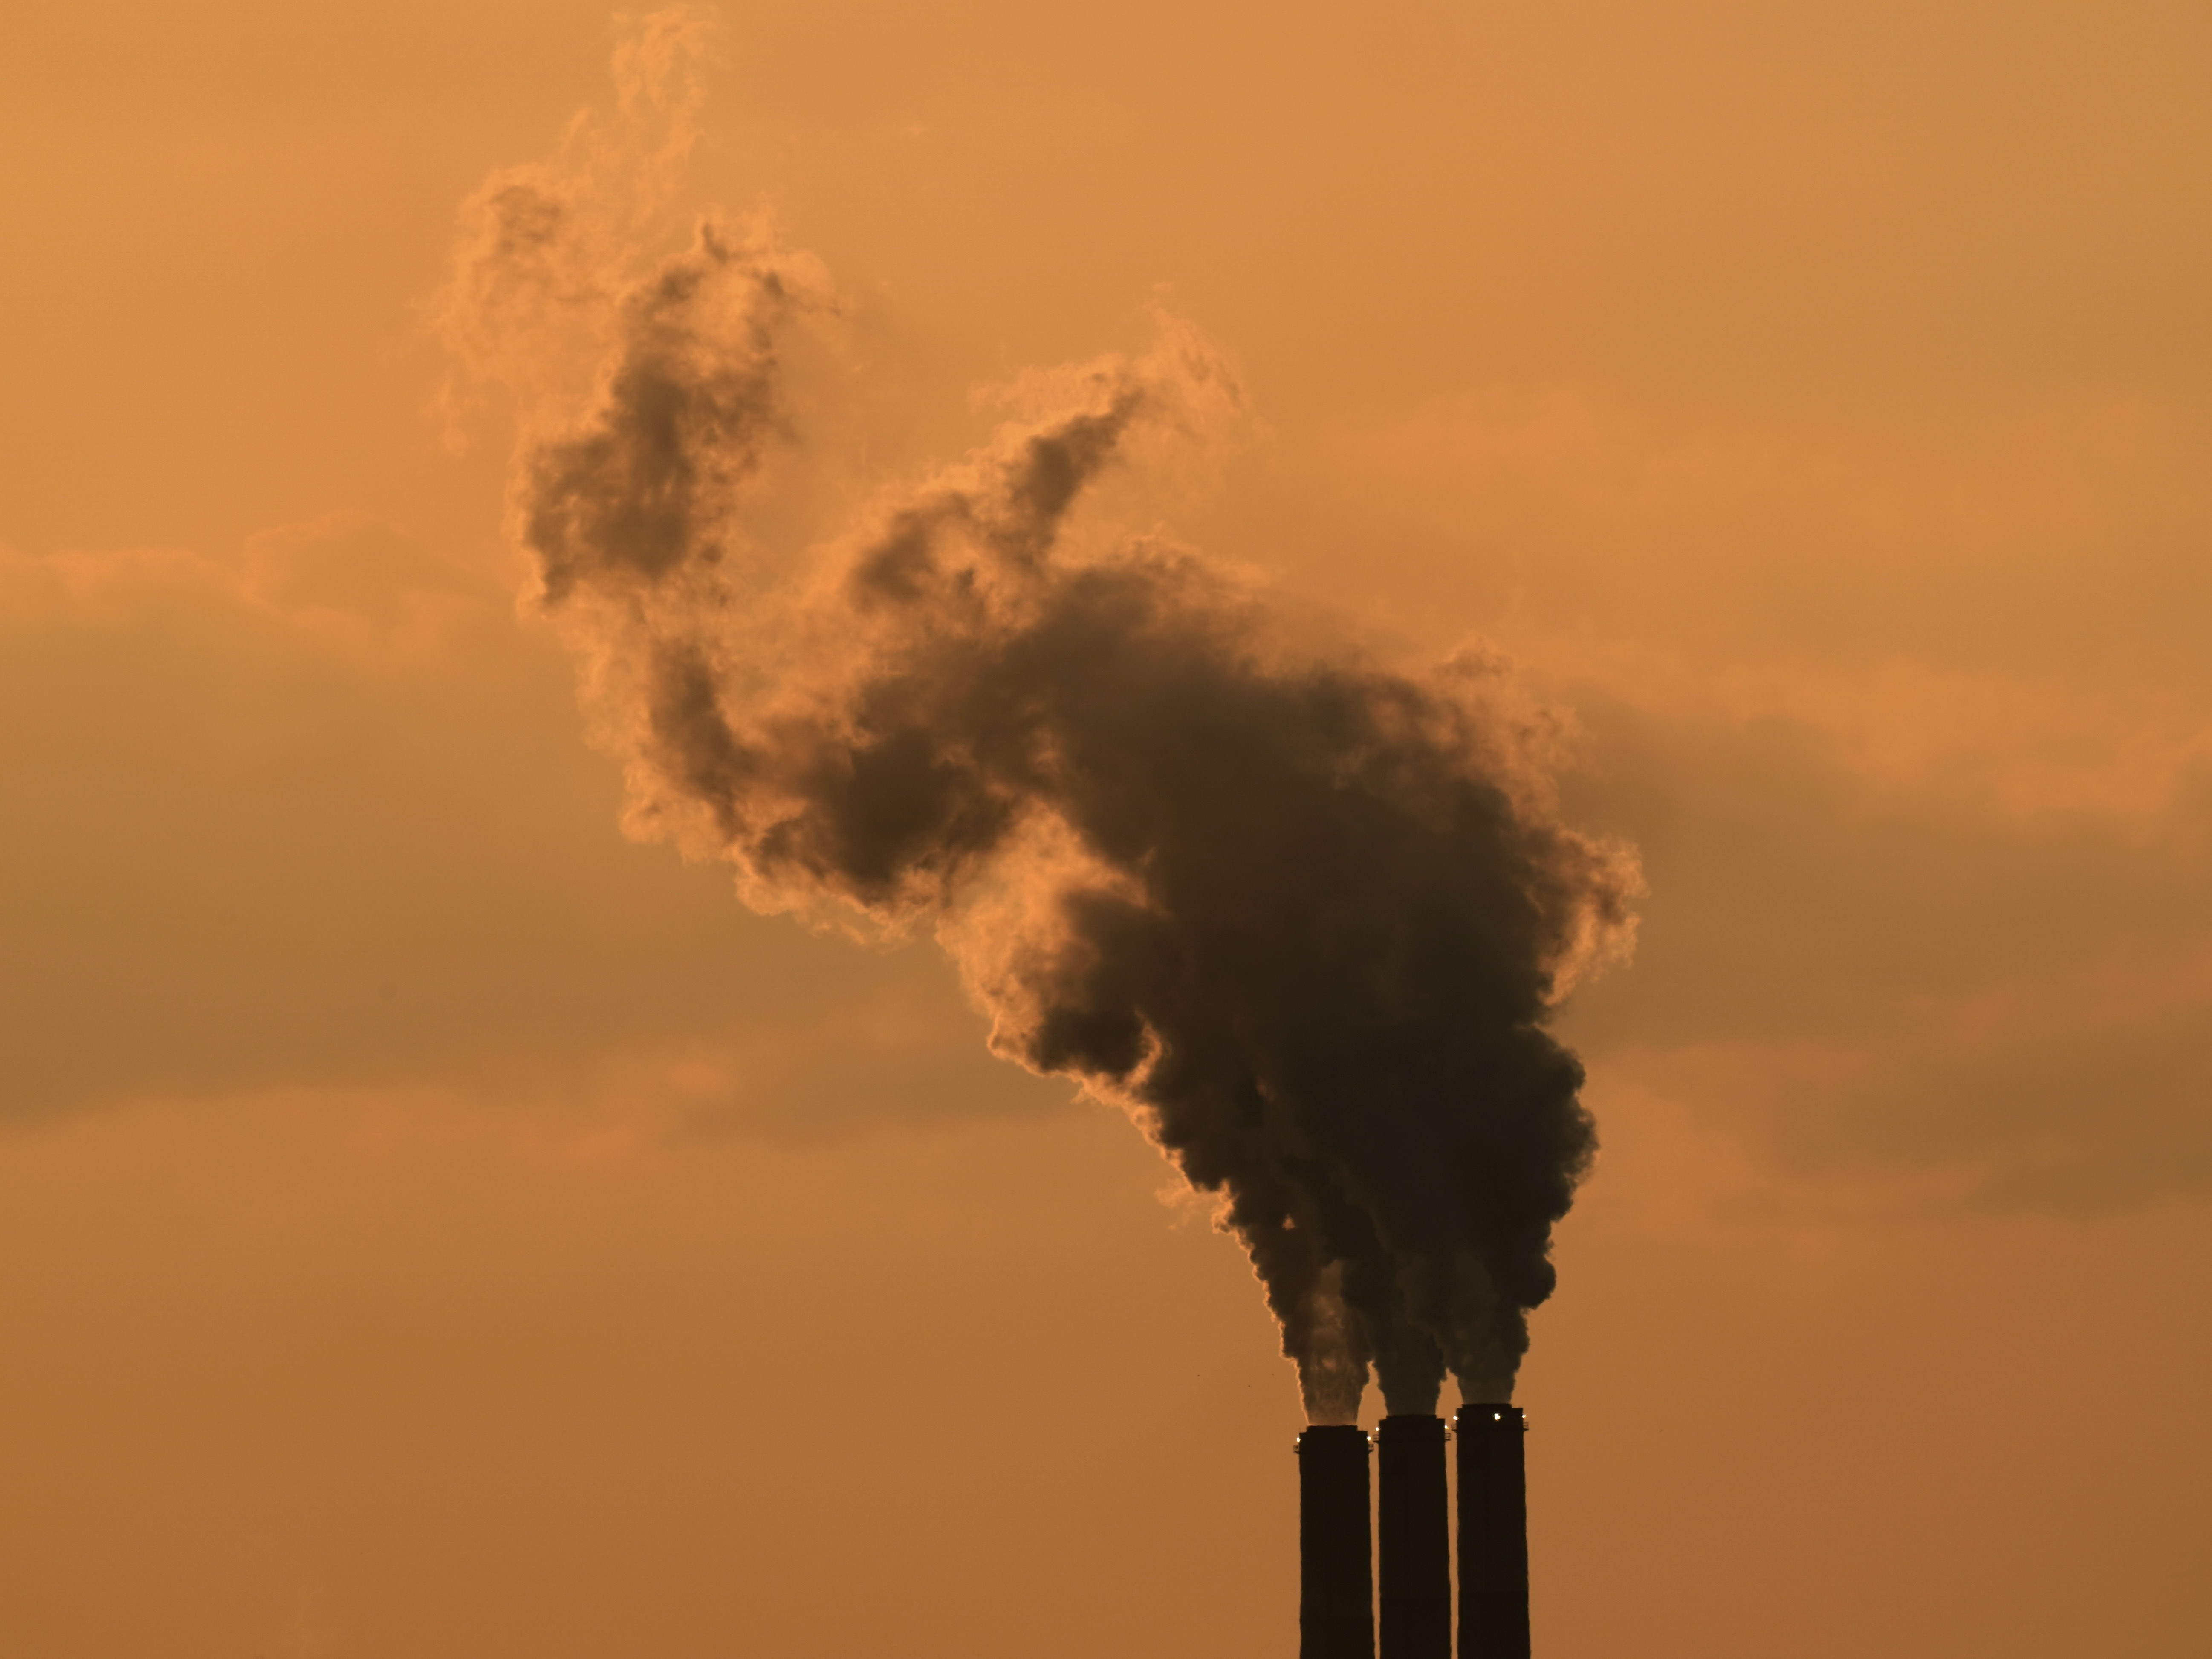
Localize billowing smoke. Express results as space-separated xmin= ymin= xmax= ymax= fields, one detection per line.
xmin=448 ymin=11 xmax=1637 ymax=1420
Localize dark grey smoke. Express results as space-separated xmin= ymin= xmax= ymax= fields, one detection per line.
xmin=450 ymin=34 xmax=1637 ymax=1419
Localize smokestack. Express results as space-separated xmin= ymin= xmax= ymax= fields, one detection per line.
xmin=1377 ymin=1415 xmax=1451 ymax=1659
xmin=1454 ymin=1404 xmax=1530 ymax=1659
xmin=1296 ymin=1425 xmax=1376 ymax=1659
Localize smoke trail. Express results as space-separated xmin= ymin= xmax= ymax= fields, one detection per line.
xmin=448 ymin=14 xmax=1637 ymax=1419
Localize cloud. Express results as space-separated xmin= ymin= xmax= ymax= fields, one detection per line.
xmin=0 ymin=523 xmax=1048 ymax=1137
xmin=1559 ymin=699 xmax=2212 ymax=1210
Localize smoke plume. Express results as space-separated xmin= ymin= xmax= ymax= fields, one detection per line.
xmin=448 ymin=12 xmax=1637 ymax=1419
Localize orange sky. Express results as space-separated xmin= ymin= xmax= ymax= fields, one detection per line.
xmin=3 ymin=4 xmax=2208 ymax=1656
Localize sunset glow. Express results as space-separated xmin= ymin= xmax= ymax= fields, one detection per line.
xmin=3 ymin=4 xmax=2207 ymax=1655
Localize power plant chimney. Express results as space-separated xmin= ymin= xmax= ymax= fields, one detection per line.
xmin=1296 ymin=1425 xmax=1376 ymax=1659
xmin=1454 ymin=1404 xmax=1530 ymax=1659
xmin=1376 ymin=1416 xmax=1451 ymax=1659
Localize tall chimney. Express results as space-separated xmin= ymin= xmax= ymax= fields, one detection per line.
xmin=1376 ymin=1416 xmax=1451 ymax=1659
xmin=1296 ymin=1425 xmax=1376 ymax=1659
xmin=1454 ymin=1404 xmax=1530 ymax=1659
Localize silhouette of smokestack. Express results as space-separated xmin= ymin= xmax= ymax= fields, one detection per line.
xmin=1376 ymin=1415 xmax=1450 ymax=1658
xmin=1297 ymin=1425 xmax=1376 ymax=1659
xmin=1454 ymin=1404 xmax=1530 ymax=1659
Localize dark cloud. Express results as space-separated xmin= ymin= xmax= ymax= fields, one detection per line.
xmin=524 ymin=223 xmax=810 ymax=604
xmin=0 ymin=528 xmax=1040 ymax=1137
xmin=1559 ymin=697 xmax=2212 ymax=1209
xmin=472 ymin=168 xmax=1637 ymax=1415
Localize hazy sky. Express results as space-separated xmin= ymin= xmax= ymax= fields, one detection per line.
xmin=3 ymin=4 xmax=2207 ymax=1656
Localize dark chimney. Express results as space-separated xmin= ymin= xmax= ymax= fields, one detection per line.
xmin=1454 ymin=1404 xmax=1530 ymax=1659
xmin=1376 ymin=1415 xmax=1451 ymax=1659
xmin=1296 ymin=1425 xmax=1376 ymax=1659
